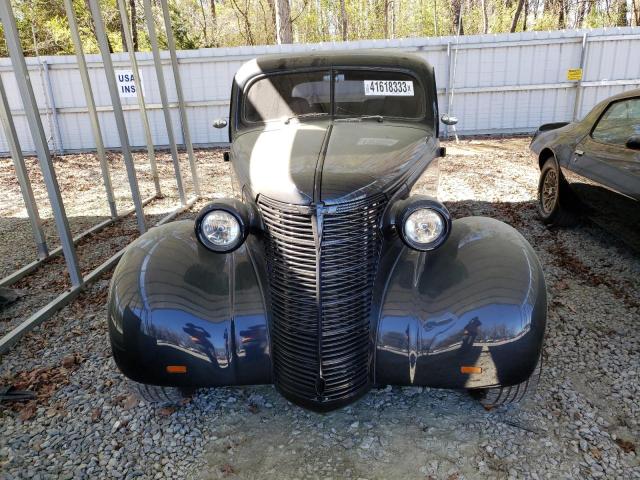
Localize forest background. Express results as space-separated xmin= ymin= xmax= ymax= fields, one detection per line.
xmin=1 ymin=0 xmax=639 ymax=58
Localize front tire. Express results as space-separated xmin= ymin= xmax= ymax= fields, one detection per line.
xmin=133 ymin=382 xmax=194 ymax=405
xmin=469 ymin=356 xmax=542 ymax=410
xmin=537 ymin=157 xmax=578 ymax=227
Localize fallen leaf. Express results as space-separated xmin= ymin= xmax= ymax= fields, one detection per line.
xmin=122 ymin=394 xmax=138 ymax=410
xmin=62 ymin=355 xmax=77 ymax=368
xmin=220 ymin=463 xmax=235 ymax=476
xmin=158 ymin=406 xmax=175 ymax=416
xmin=590 ymin=447 xmax=602 ymax=460
xmin=19 ymin=403 xmax=37 ymax=421
xmin=91 ymin=408 xmax=102 ymax=422
xmin=615 ymin=438 xmax=636 ymax=453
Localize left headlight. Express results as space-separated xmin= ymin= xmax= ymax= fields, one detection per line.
xmin=396 ymin=196 xmax=452 ymax=251
xmin=195 ymin=200 xmax=249 ymax=253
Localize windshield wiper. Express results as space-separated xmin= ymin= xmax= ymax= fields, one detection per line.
xmin=284 ymin=112 xmax=329 ymax=124
xmin=335 ymin=115 xmax=384 ymax=123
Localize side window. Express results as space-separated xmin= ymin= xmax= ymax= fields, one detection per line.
xmin=591 ymin=98 xmax=640 ymax=146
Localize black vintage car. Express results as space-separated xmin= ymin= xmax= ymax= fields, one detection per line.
xmin=530 ymin=88 xmax=640 ymax=249
xmin=108 ymin=51 xmax=546 ymax=412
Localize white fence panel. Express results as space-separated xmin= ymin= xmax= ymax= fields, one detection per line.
xmin=1 ymin=27 xmax=639 ymax=154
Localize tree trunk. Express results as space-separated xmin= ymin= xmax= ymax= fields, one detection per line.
xmin=510 ymin=0 xmax=525 ymax=32
xmin=383 ymin=0 xmax=389 ymax=38
xmin=522 ymin=0 xmax=529 ymax=30
xmin=275 ymin=0 xmax=293 ymax=43
xmin=210 ymin=0 xmax=219 ymax=45
xmin=433 ymin=0 xmax=438 ymax=35
xmin=452 ymin=0 xmax=464 ymax=35
xmin=576 ymin=0 xmax=586 ymax=27
xmin=341 ymin=0 xmax=348 ymax=40
xmin=391 ymin=0 xmax=395 ymax=38
xmin=614 ymin=0 xmax=628 ymax=25
xmin=230 ymin=0 xmax=255 ymax=45
xmin=130 ymin=0 xmax=139 ymax=51
xmin=481 ymin=0 xmax=488 ymax=33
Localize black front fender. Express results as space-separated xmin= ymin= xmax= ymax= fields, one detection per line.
xmin=108 ymin=221 xmax=271 ymax=388
xmin=375 ymin=217 xmax=546 ymax=389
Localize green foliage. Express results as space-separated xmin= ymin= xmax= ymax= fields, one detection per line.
xmin=0 ymin=0 xmax=637 ymax=57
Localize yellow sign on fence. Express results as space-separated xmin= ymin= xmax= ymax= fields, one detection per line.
xmin=567 ymin=68 xmax=583 ymax=81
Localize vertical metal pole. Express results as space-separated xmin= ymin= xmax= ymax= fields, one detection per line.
xmin=572 ymin=33 xmax=588 ymax=121
xmin=142 ymin=0 xmax=186 ymax=205
xmin=0 ymin=1 xmax=82 ymax=287
xmin=444 ymin=42 xmax=451 ymax=139
xmin=88 ymin=0 xmax=147 ymax=234
xmin=41 ymin=61 xmax=64 ymax=155
xmin=117 ymin=0 xmax=162 ymax=197
xmin=159 ymin=0 xmax=201 ymax=196
xmin=0 ymin=76 xmax=49 ymax=260
xmin=63 ymin=0 xmax=118 ymax=219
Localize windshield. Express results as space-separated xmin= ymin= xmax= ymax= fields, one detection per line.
xmin=243 ymin=69 xmax=425 ymax=123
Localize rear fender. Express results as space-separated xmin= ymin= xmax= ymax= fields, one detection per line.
xmin=375 ymin=217 xmax=546 ymax=389
xmin=108 ymin=221 xmax=271 ymax=388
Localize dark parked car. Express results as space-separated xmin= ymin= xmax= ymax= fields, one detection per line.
xmin=108 ymin=51 xmax=546 ymax=412
xmin=530 ymin=89 xmax=640 ymax=249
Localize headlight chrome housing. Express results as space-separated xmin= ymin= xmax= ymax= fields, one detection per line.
xmin=195 ymin=200 xmax=249 ymax=253
xmin=396 ymin=196 xmax=452 ymax=251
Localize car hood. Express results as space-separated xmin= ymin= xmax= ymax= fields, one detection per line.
xmin=232 ymin=120 xmax=434 ymax=205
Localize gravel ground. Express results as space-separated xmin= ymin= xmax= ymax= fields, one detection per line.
xmin=1 ymin=137 xmax=639 ymax=480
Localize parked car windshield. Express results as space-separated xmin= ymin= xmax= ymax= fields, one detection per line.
xmin=243 ymin=69 xmax=425 ymax=123
xmin=592 ymin=98 xmax=640 ymax=146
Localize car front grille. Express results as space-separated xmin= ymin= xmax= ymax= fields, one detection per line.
xmin=258 ymin=195 xmax=387 ymax=408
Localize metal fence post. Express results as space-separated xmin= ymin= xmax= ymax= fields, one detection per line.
xmin=63 ymin=0 xmax=118 ymax=219
xmin=444 ymin=42 xmax=451 ymax=139
xmin=0 ymin=76 xmax=49 ymax=260
xmin=572 ymin=33 xmax=589 ymax=121
xmin=117 ymin=0 xmax=162 ymax=198
xmin=142 ymin=0 xmax=186 ymax=205
xmin=88 ymin=0 xmax=147 ymax=234
xmin=0 ymin=0 xmax=82 ymax=287
xmin=41 ymin=60 xmax=64 ymax=155
xmin=159 ymin=0 xmax=201 ymax=196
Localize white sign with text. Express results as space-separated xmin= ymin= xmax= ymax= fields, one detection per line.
xmin=115 ymin=70 xmax=143 ymax=98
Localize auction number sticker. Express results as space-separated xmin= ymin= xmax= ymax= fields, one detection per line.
xmin=364 ymin=80 xmax=414 ymax=96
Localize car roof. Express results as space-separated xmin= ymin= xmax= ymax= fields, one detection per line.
xmin=606 ymin=87 xmax=640 ymax=102
xmin=233 ymin=50 xmax=435 ymax=91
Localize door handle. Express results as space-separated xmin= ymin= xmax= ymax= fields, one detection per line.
xmin=575 ymin=149 xmax=584 ymax=156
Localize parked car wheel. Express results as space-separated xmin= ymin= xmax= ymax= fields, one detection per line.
xmin=133 ymin=382 xmax=194 ymax=405
xmin=537 ymin=158 xmax=578 ymax=227
xmin=469 ymin=356 xmax=542 ymax=410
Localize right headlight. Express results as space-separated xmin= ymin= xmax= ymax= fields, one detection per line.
xmin=397 ymin=196 xmax=452 ymax=251
xmin=195 ymin=200 xmax=249 ymax=253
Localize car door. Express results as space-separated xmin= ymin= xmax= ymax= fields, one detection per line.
xmin=566 ymin=97 xmax=640 ymax=248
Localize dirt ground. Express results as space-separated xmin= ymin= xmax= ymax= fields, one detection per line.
xmin=0 ymin=137 xmax=638 ymax=480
